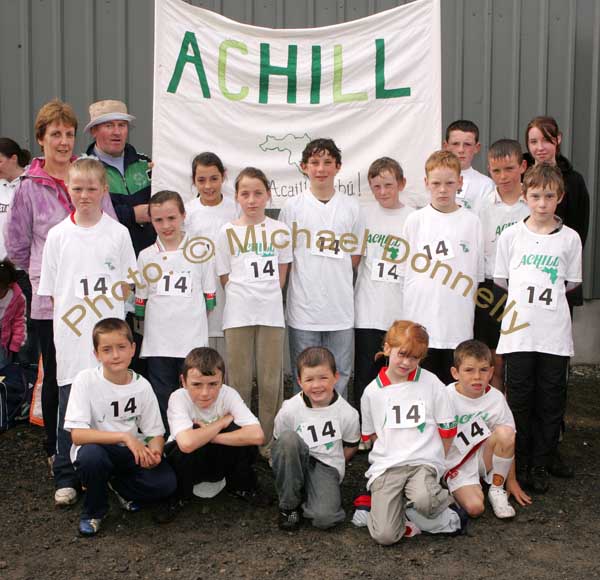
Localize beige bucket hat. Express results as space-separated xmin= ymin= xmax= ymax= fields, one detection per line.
xmin=84 ymin=99 xmax=136 ymax=132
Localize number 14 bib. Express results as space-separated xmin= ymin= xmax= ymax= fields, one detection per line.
xmin=298 ymin=418 xmax=341 ymax=448
xmin=386 ymin=400 xmax=426 ymax=429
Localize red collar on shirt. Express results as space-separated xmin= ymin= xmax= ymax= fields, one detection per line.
xmin=375 ymin=366 xmax=421 ymax=388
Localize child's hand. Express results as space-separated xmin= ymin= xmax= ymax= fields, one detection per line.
xmin=140 ymin=447 xmax=162 ymax=469
xmin=506 ymin=478 xmax=532 ymax=506
xmin=220 ymin=414 xmax=234 ymax=429
xmin=125 ymin=434 xmax=147 ymax=465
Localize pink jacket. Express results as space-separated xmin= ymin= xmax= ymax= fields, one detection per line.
xmin=1 ymin=282 xmax=26 ymax=352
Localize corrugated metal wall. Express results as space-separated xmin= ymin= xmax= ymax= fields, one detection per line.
xmin=0 ymin=0 xmax=598 ymax=296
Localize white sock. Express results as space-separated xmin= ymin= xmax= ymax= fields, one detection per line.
xmin=490 ymin=454 xmax=513 ymax=488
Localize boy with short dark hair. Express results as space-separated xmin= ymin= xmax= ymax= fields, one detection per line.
xmin=445 ymin=340 xmax=530 ymax=520
xmin=279 ymin=138 xmax=362 ymax=399
xmin=272 ymin=346 xmax=360 ymax=531
xmin=160 ymin=347 xmax=266 ymax=520
xmin=494 ymin=163 xmax=582 ymax=492
xmin=475 ymin=139 xmax=529 ymax=387
xmin=64 ymin=318 xmax=176 ymax=536
xmin=401 ymin=151 xmax=484 ymax=385
xmin=444 ymin=120 xmax=495 ymax=214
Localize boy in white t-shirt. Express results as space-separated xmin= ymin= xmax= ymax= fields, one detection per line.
xmin=494 ymin=163 xmax=582 ymax=494
xmin=64 ymin=318 xmax=176 ymax=536
xmin=401 ymin=151 xmax=484 ymax=385
xmin=444 ymin=120 xmax=495 ymax=214
xmin=361 ymin=321 xmax=461 ymax=545
xmin=445 ymin=340 xmax=531 ymax=520
xmin=38 ymin=158 xmax=137 ymax=508
xmin=475 ymin=140 xmax=529 ymax=388
xmin=158 ymin=347 xmax=267 ymax=522
xmin=354 ymin=157 xmax=414 ymax=413
xmin=279 ymin=138 xmax=362 ymax=398
xmin=272 ymin=347 xmax=360 ymax=531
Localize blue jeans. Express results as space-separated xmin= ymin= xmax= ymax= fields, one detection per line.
xmin=75 ymin=443 xmax=177 ymax=519
xmin=288 ymin=327 xmax=353 ymax=398
xmin=271 ymin=431 xmax=345 ymax=529
xmin=146 ymin=356 xmax=184 ymax=434
xmin=55 ymin=384 xmax=78 ymax=490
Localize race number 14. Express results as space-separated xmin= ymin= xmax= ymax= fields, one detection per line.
xmin=299 ymin=418 xmax=341 ymax=448
xmin=386 ymin=400 xmax=426 ymax=429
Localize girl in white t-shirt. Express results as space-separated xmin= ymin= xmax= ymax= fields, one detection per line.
xmin=136 ymin=191 xmax=216 ymax=430
xmin=185 ymin=153 xmax=237 ymax=356
xmin=215 ymin=168 xmax=292 ymax=454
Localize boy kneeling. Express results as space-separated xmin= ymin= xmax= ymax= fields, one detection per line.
xmin=272 ymin=347 xmax=360 ymax=531
xmin=161 ymin=347 xmax=266 ymax=519
xmin=64 ymin=319 xmax=177 ymax=536
xmin=445 ymin=340 xmax=531 ymax=518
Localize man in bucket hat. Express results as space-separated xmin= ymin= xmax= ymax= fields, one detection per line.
xmin=85 ymin=99 xmax=155 ymax=255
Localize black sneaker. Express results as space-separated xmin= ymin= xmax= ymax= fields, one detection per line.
xmin=153 ymin=498 xmax=185 ymax=524
xmin=279 ymin=508 xmax=301 ymax=531
xmin=528 ymin=466 xmax=550 ymax=494
xmin=229 ymin=487 xmax=272 ymax=507
xmin=547 ymin=455 xmax=574 ymax=479
xmin=448 ymin=503 xmax=469 ymax=536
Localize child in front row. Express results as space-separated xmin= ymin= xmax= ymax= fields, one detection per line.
xmin=216 ymin=168 xmax=292 ymax=457
xmin=136 ymin=190 xmax=216 ymax=432
xmin=64 ymin=318 xmax=176 ymax=536
xmin=402 ymin=150 xmax=484 ymax=385
xmin=443 ymin=119 xmax=495 ymax=214
xmin=39 ymin=157 xmax=137 ymax=507
xmin=361 ymin=320 xmax=461 ymax=545
xmin=475 ymin=140 xmax=529 ymax=388
xmin=159 ymin=347 xmax=266 ymax=521
xmin=272 ymin=347 xmax=360 ymax=531
xmin=445 ymin=339 xmax=531 ymax=519
xmin=494 ymin=163 xmax=582 ymax=493
xmin=353 ymin=157 xmax=415 ymax=418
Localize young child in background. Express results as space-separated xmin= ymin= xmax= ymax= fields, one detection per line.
xmin=38 ymin=157 xmax=137 ymax=507
xmin=0 ymin=259 xmax=26 ymax=367
xmin=361 ymin=321 xmax=461 ymax=545
xmin=354 ymin=157 xmax=414 ymax=423
xmin=185 ymin=152 xmax=237 ymax=357
xmin=279 ymin=138 xmax=362 ymax=399
xmin=476 ymin=139 xmax=529 ymax=388
xmin=402 ymin=150 xmax=484 ymax=385
xmin=64 ymin=318 xmax=176 ymax=536
xmin=494 ymin=163 xmax=582 ymax=493
xmin=445 ymin=340 xmax=531 ymax=520
xmin=215 ymin=168 xmax=291 ymax=456
xmin=444 ymin=120 xmax=495 ymax=214
xmin=272 ymin=347 xmax=360 ymax=531
xmin=160 ymin=347 xmax=266 ymax=521
xmin=136 ymin=190 xmax=216 ymax=431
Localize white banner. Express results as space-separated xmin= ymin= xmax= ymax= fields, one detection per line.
xmin=153 ymin=0 xmax=441 ymax=208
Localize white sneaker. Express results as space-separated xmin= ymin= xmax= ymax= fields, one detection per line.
xmin=54 ymin=487 xmax=78 ymax=506
xmin=358 ymin=439 xmax=372 ymax=452
xmin=351 ymin=509 xmax=369 ymax=528
xmin=488 ymin=486 xmax=516 ymax=519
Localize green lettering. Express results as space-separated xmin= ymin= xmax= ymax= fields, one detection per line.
xmin=333 ymin=45 xmax=368 ymax=103
xmin=375 ymin=39 xmax=411 ymax=98
xmin=167 ymin=31 xmax=211 ymax=97
xmin=218 ymin=40 xmax=249 ymax=101
xmin=259 ymin=43 xmax=298 ymax=104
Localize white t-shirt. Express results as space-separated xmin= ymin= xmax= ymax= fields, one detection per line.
xmin=361 ymin=366 xmax=456 ymax=489
xmin=38 ymin=213 xmax=137 ymax=386
xmin=354 ymin=203 xmax=415 ymax=330
xmin=167 ymin=384 xmax=259 ymax=441
xmin=185 ymin=197 xmax=238 ymax=338
xmin=136 ymin=235 xmax=216 ymax=358
xmin=402 ymin=205 xmax=484 ymax=349
xmin=273 ymin=391 xmax=360 ymax=481
xmin=494 ymin=219 xmax=582 ymax=357
xmin=64 ymin=366 xmax=164 ymax=464
xmin=279 ymin=190 xmax=362 ymax=331
xmin=215 ymin=216 xmax=292 ymax=329
xmin=479 ymin=190 xmax=530 ymax=278
xmin=0 ymin=176 xmax=20 ymax=259
xmin=457 ymin=167 xmax=495 ymax=215
xmin=445 ymin=382 xmax=515 ymax=471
